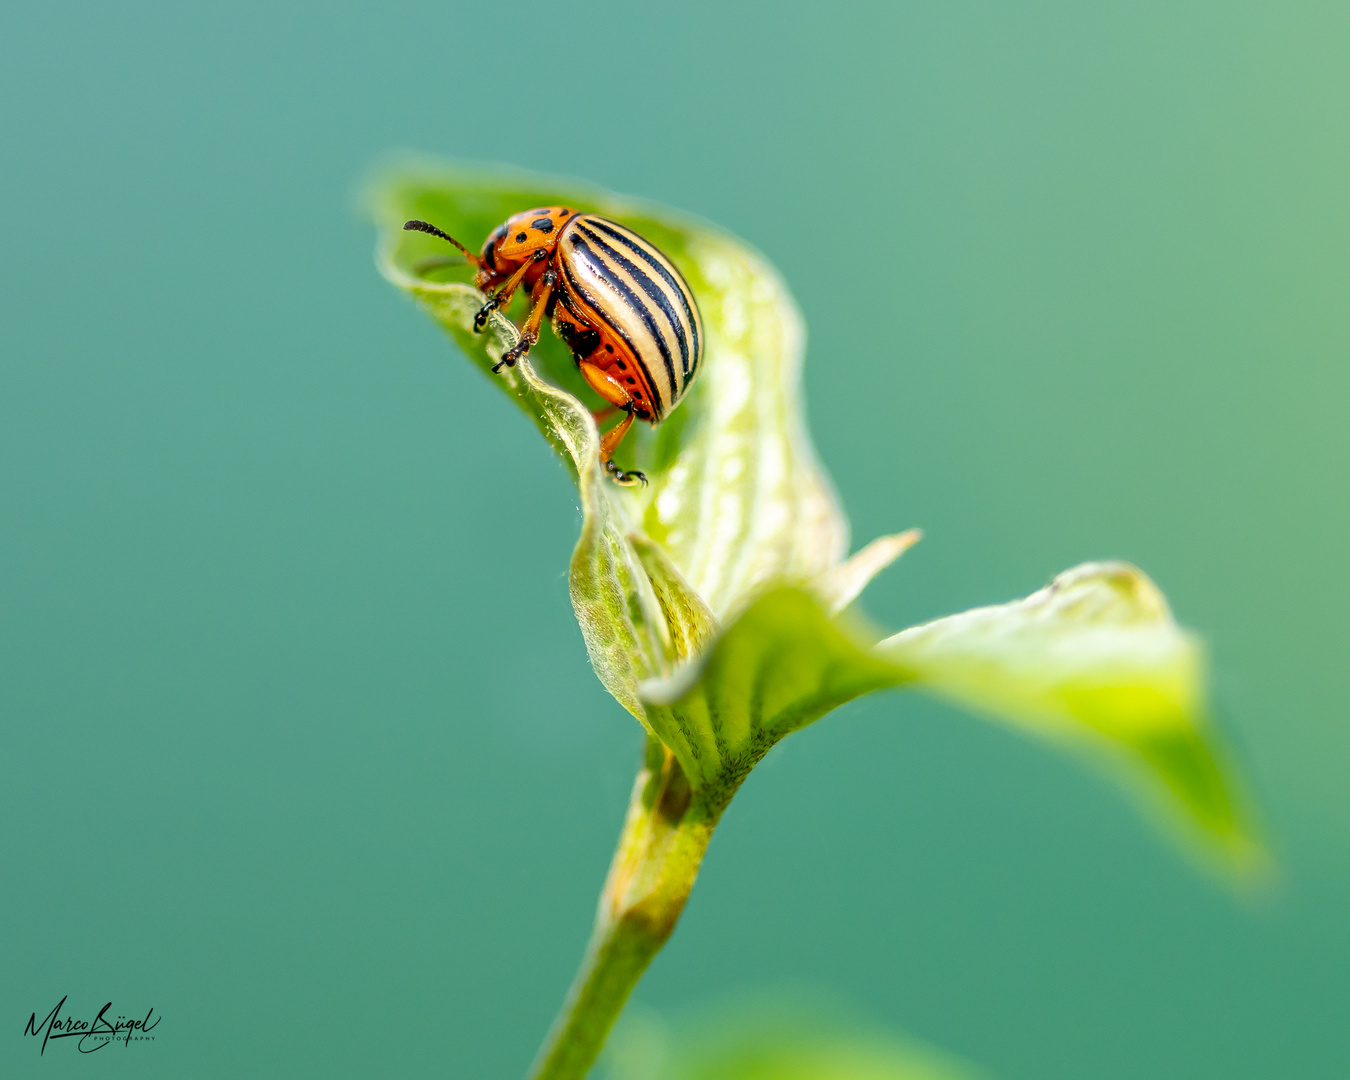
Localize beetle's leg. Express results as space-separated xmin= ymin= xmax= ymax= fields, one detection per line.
xmin=494 ymin=269 xmax=556 ymax=372
xmin=579 ymin=359 xmax=633 ymax=409
xmin=579 ymin=360 xmax=648 ymax=486
xmin=599 ymin=412 xmax=642 ymax=485
xmin=475 ymin=250 xmax=547 ymax=331
xmin=474 ymin=260 xmax=530 ymax=330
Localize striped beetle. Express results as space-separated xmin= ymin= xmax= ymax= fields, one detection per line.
xmin=405 ymin=207 xmax=703 ymax=486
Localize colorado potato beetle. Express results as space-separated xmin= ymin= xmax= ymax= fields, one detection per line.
xmin=404 ymin=207 xmax=703 ymax=486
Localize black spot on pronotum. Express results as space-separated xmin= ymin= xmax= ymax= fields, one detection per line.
xmin=516 ymin=231 xmax=528 ymax=242
xmin=530 ymin=217 xmax=554 ymax=233
xmin=558 ymin=210 xmax=569 ymax=217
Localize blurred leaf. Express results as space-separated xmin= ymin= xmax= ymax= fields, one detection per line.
xmin=371 ymin=160 xmax=847 ymax=721
xmin=877 ymin=561 xmax=1260 ymax=868
xmin=602 ymin=994 xmax=981 ymax=1080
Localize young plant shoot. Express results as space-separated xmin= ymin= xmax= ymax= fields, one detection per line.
xmin=374 ymin=162 xmax=1258 ymax=1080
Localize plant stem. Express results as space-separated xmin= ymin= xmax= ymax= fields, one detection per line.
xmin=526 ymin=740 xmax=714 ymax=1080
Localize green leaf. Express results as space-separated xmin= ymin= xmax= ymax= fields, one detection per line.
xmin=371 ymin=158 xmax=847 ymax=718
xmin=628 ymin=532 xmax=719 ymax=664
xmin=639 ymin=587 xmax=910 ymax=811
xmin=876 ymin=561 xmax=1261 ymax=869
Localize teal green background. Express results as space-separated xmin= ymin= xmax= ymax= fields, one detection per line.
xmin=2 ymin=1 xmax=1347 ymax=1077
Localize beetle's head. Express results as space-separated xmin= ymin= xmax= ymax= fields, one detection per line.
xmin=489 ymin=206 xmax=575 ymax=265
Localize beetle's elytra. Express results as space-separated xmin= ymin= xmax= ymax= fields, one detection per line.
xmin=404 ymin=207 xmax=704 ymax=486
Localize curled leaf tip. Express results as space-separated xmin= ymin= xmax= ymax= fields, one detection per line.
xmin=816 ymin=529 xmax=923 ymax=615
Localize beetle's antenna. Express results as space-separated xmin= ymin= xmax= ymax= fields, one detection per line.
xmin=403 ymin=220 xmax=484 ymax=267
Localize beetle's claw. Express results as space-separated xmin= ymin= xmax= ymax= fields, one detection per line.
xmin=494 ymin=337 xmax=533 ymax=373
xmin=473 ymin=299 xmax=500 ymax=331
xmin=604 ymin=462 xmax=647 ymax=487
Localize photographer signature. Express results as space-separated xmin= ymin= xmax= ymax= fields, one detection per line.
xmin=23 ymin=995 xmax=159 ymax=1054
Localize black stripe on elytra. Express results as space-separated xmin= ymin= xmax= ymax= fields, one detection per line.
xmin=573 ymin=226 xmax=689 ymax=384
xmin=560 ymin=257 xmax=664 ymax=417
xmin=586 ymin=218 xmax=700 ymax=371
xmin=567 ymin=233 xmax=681 ymax=401
xmin=583 ymin=221 xmax=698 ymax=374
